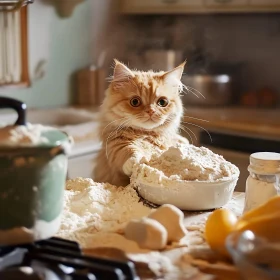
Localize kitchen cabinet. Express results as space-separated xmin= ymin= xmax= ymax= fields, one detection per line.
xmin=120 ymin=0 xmax=280 ymax=13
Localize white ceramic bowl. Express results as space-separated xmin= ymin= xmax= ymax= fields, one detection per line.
xmin=135 ymin=176 xmax=239 ymax=211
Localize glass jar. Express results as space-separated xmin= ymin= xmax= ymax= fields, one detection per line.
xmin=243 ymin=152 xmax=280 ymax=213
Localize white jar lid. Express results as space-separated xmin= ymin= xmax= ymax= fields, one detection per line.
xmin=248 ymin=152 xmax=280 ymax=175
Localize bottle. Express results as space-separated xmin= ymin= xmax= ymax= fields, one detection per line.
xmin=243 ymin=152 xmax=280 ymax=213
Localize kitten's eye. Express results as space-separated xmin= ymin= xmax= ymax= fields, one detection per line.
xmin=130 ymin=97 xmax=142 ymax=107
xmin=157 ymin=97 xmax=169 ymax=107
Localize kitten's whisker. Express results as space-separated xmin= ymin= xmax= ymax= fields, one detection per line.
xmin=179 ymin=126 xmax=193 ymax=145
xmin=107 ymin=126 xmax=120 ymax=140
xmin=133 ymin=112 xmax=144 ymax=120
xmin=105 ymin=119 xmax=131 ymax=159
xmin=182 ymin=83 xmax=201 ymax=98
xmin=102 ymin=117 xmax=128 ymax=135
xmin=180 ymin=124 xmax=197 ymax=140
xmin=106 ymin=129 xmax=121 ymax=160
xmin=106 ymin=129 xmax=117 ymax=159
xmin=106 ymin=75 xmax=114 ymax=82
xmin=105 ymin=136 xmax=111 ymax=160
xmin=107 ymin=118 xmax=130 ymax=138
xmin=181 ymin=121 xmax=212 ymax=142
xmin=105 ymin=124 xmax=123 ymax=159
xmin=182 ymin=88 xmax=200 ymax=99
xmin=170 ymin=83 xmax=184 ymax=93
xmin=183 ymin=115 xmax=209 ymax=123
xmin=123 ymin=124 xmax=131 ymax=134
xmin=115 ymin=121 xmax=130 ymax=145
xmin=185 ymin=85 xmax=206 ymax=99
xmin=183 ymin=87 xmax=201 ymax=99
xmin=115 ymin=119 xmax=130 ymax=136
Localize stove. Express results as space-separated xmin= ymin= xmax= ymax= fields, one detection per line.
xmin=0 ymin=237 xmax=139 ymax=280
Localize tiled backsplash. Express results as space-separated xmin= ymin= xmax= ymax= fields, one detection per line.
xmin=107 ymin=13 xmax=280 ymax=98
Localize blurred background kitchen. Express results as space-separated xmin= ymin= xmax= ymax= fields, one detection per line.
xmin=0 ymin=0 xmax=280 ymax=191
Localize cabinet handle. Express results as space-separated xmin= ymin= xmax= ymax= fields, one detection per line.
xmin=161 ymin=0 xmax=179 ymax=4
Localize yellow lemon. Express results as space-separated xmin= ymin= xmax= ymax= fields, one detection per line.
xmin=237 ymin=212 xmax=280 ymax=243
xmin=240 ymin=196 xmax=280 ymax=224
xmin=204 ymin=208 xmax=237 ymax=256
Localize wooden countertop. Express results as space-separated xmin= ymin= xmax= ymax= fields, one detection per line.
xmin=183 ymin=106 xmax=280 ymax=140
xmin=84 ymin=193 xmax=245 ymax=279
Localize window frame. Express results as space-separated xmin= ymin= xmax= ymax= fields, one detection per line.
xmin=0 ymin=6 xmax=30 ymax=89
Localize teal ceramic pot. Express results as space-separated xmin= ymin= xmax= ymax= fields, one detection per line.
xmin=0 ymin=97 xmax=73 ymax=245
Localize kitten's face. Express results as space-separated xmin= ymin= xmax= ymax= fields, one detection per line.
xmin=104 ymin=61 xmax=185 ymax=131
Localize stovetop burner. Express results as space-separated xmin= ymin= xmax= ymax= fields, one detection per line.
xmin=0 ymin=237 xmax=138 ymax=280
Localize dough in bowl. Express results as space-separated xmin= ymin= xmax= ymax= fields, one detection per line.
xmin=131 ymin=144 xmax=240 ymax=210
xmin=131 ymin=143 xmax=239 ymax=187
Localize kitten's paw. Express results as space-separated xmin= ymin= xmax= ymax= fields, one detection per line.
xmin=123 ymin=155 xmax=142 ymax=176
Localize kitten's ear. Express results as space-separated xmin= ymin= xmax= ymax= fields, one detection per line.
xmin=113 ymin=59 xmax=135 ymax=82
xmin=162 ymin=61 xmax=186 ymax=86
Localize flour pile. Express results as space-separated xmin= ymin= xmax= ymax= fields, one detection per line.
xmin=132 ymin=144 xmax=239 ymax=187
xmin=0 ymin=123 xmax=53 ymax=146
xmin=56 ymin=178 xmax=151 ymax=248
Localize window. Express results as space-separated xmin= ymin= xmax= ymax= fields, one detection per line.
xmin=0 ymin=7 xmax=29 ymax=87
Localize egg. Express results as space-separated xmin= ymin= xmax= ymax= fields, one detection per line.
xmin=204 ymin=208 xmax=237 ymax=257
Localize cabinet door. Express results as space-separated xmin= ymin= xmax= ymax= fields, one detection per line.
xmin=205 ymin=0 xmax=249 ymax=6
xmin=250 ymin=0 xmax=280 ymax=5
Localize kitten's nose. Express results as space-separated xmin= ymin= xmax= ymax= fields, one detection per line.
xmin=146 ymin=108 xmax=155 ymax=116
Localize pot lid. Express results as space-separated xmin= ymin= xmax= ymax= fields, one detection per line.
xmin=0 ymin=97 xmax=72 ymax=149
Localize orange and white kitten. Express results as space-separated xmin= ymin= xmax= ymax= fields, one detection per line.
xmin=94 ymin=60 xmax=189 ymax=186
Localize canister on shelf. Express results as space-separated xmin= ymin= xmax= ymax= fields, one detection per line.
xmin=243 ymin=152 xmax=280 ymax=213
xmin=76 ymin=66 xmax=106 ymax=106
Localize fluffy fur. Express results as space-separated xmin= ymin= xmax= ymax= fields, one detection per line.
xmin=94 ymin=60 xmax=189 ymax=186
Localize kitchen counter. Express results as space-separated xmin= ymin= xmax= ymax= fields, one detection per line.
xmin=84 ymin=192 xmax=245 ymax=279
xmin=184 ymin=106 xmax=280 ymax=140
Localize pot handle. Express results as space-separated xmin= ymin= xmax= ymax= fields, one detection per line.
xmin=0 ymin=97 xmax=26 ymax=125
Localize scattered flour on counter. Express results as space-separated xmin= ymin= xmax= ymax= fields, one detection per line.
xmin=56 ymin=177 xmax=151 ymax=248
xmin=132 ymin=144 xmax=239 ymax=187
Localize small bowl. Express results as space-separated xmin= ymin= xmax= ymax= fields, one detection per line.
xmin=226 ymin=230 xmax=280 ymax=280
xmin=135 ymin=176 xmax=238 ymax=211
